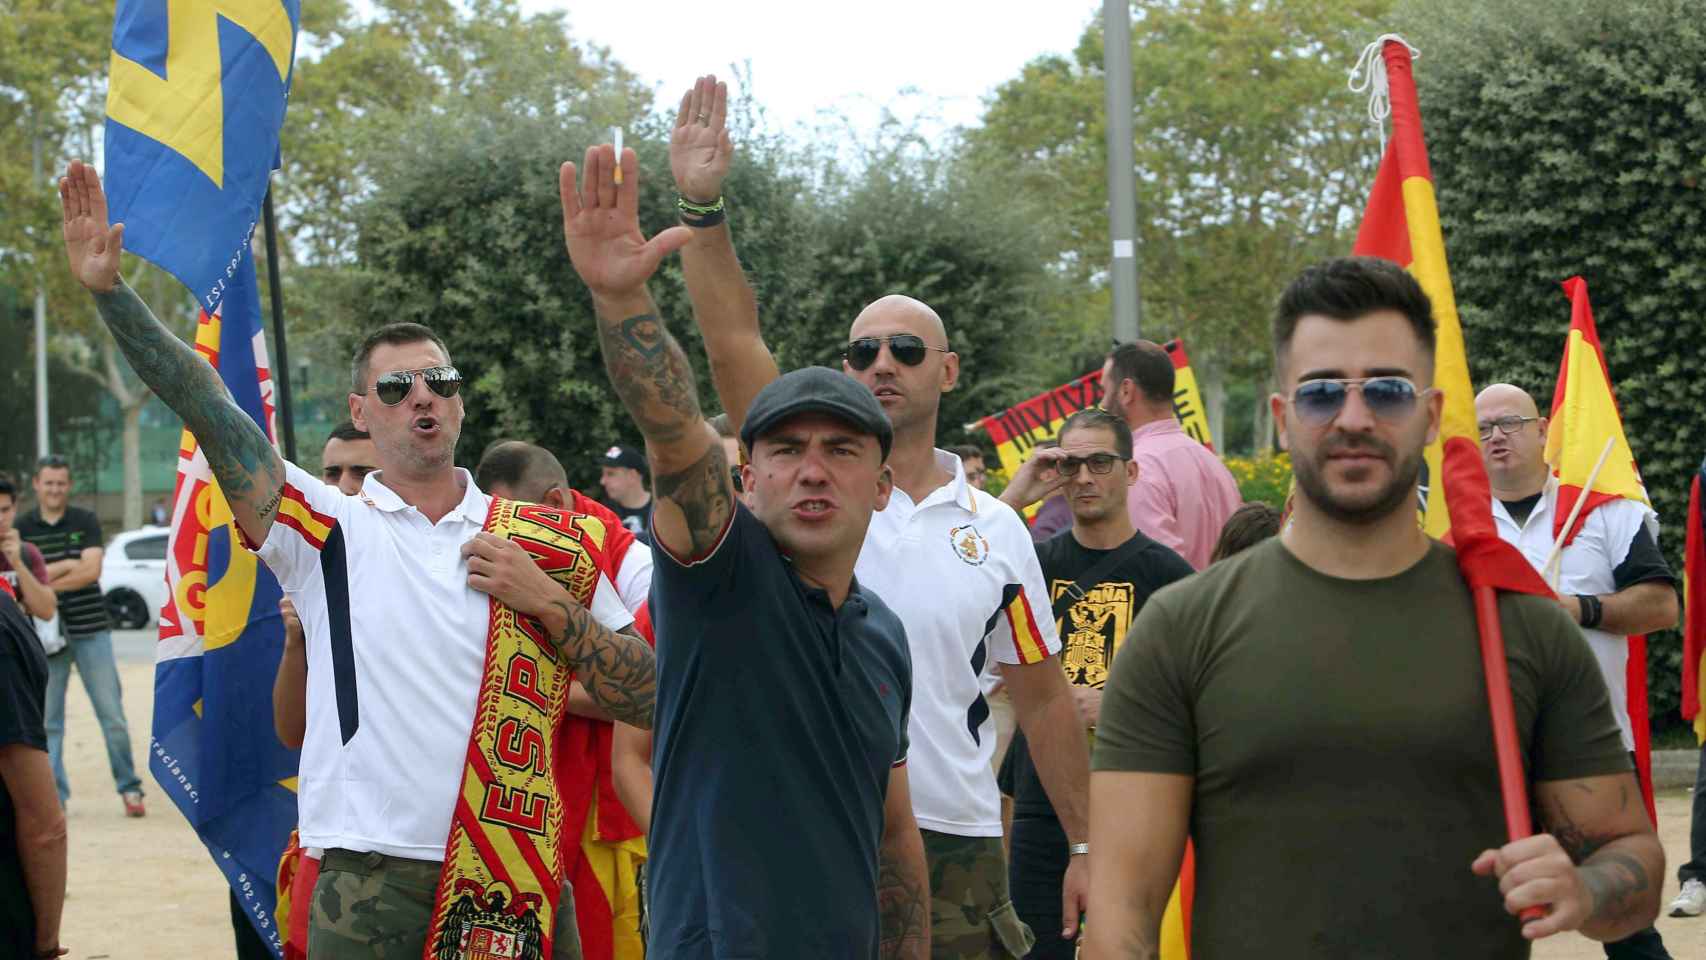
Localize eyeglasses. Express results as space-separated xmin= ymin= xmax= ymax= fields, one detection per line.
xmin=1477 ymin=415 xmax=1538 ymax=440
xmin=1290 ymin=377 xmax=1421 ymax=427
xmin=1056 ymin=453 xmax=1124 ymax=477
xmin=844 ymin=335 xmax=949 ymax=371
xmin=363 ymin=366 xmax=463 ymax=406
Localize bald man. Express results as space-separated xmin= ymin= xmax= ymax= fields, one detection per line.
xmin=1476 ymin=383 xmax=1679 ymax=960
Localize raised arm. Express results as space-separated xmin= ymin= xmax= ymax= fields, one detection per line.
xmin=560 ymin=144 xmax=734 ymax=561
xmin=670 ymin=75 xmax=779 ymax=435
xmin=60 ymin=161 xmax=284 ymax=547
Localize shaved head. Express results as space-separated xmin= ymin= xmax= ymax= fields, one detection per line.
xmin=1474 ymin=383 xmax=1539 ymax=418
xmin=849 ymin=294 xmax=948 ymax=345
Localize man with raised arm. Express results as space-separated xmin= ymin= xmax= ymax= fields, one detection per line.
xmin=559 ymin=87 xmax=928 ymax=958
xmin=664 ymin=75 xmax=1089 ymax=958
xmin=59 ymin=159 xmax=656 ymax=960
xmin=1082 ymin=257 xmax=1662 ymax=959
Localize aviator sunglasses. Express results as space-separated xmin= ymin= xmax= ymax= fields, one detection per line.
xmin=1289 ymin=376 xmax=1422 ymax=427
xmin=844 ymin=335 xmax=949 ymax=371
xmin=365 ymin=365 xmax=463 ymax=406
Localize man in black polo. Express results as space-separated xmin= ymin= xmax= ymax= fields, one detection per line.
xmin=15 ymin=456 xmax=144 ymax=817
xmin=996 ymin=408 xmax=1194 ymax=956
xmin=562 ymin=125 xmax=930 ymax=958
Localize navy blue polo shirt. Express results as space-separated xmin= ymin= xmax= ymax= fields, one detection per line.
xmin=648 ymin=503 xmax=911 ymax=959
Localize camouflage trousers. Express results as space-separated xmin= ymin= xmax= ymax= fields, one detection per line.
xmin=308 ymin=848 xmax=583 ymax=960
xmin=922 ymin=830 xmax=1036 ymax=959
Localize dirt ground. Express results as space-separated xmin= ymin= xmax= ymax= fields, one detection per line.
xmin=50 ymin=660 xmax=1706 ymax=959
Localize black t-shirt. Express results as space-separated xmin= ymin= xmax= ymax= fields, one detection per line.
xmin=1003 ymin=529 xmax=1194 ymax=819
xmin=609 ymin=500 xmax=652 ymax=544
xmin=15 ymin=507 xmax=110 ymax=637
xmin=1 ymin=590 xmax=49 ymax=953
xmin=1499 ymin=493 xmax=1544 ymax=528
xmin=647 ymin=504 xmax=911 ymax=959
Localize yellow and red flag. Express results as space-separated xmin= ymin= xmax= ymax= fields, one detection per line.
xmin=1544 ymin=276 xmax=1660 ymax=817
xmin=1683 ymin=461 xmax=1706 ymax=743
xmin=1348 ymin=37 xmax=1553 ymax=877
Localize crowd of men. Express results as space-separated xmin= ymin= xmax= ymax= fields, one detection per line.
xmin=0 ymin=72 xmax=1702 ymax=960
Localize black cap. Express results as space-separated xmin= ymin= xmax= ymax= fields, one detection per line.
xmin=741 ymin=367 xmax=893 ymax=461
xmin=601 ymin=444 xmax=648 ymax=474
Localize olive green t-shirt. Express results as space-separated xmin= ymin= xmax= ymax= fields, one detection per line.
xmin=1093 ymin=538 xmax=1630 ymax=960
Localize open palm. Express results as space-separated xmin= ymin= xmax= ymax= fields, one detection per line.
xmin=670 ymin=75 xmax=733 ymax=203
xmin=60 ymin=159 xmax=124 ymax=294
xmin=560 ymin=144 xmax=692 ymax=299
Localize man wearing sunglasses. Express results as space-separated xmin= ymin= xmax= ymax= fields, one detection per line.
xmin=1083 ymin=257 xmax=1661 ymax=959
xmin=995 ymin=407 xmax=1194 ymax=959
xmin=59 ymin=159 xmax=656 ymax=959
xmin=1098 ymin=341 xmax=1241 ymax=570
xmin=1475 ymin=382 xmax=1679 ymax=960
xmin=657 ymin=78 xmax=1088 ymax=959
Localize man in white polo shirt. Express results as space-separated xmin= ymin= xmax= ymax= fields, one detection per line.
xmin=59 ymin=159 xmax=656 ymax=960
xmin=1477 ymin=382 xmax=1679 ymax=960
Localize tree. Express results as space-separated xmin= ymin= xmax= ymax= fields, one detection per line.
xmin=1399 ymin=0 xmax=1706 ymax=728
xmin=964 ymin=0 xmax=1394 ymax=449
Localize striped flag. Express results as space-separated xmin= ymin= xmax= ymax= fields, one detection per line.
xmin=105 ymin=0 xmax=302 ymax=953
xmin=1544 ymin=277 xmax=1660 ymax=818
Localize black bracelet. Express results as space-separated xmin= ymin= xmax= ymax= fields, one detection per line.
xmin=678 ymin=207 xmax=726 ymax=229
xmin=1576 ymin=594 xmax=1603 ymax=629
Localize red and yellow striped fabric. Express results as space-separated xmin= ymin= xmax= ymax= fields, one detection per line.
xmin=1683 ymin=469 xmax=1706 ymax=744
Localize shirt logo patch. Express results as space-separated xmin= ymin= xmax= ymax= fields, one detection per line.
xmin=948 ymin=524 xmax=990 ymax=566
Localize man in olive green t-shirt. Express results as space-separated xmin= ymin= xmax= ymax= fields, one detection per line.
xmin=1081 ymin=257 xmax=1663 ymax=960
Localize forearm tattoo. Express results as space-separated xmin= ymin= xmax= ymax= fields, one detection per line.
xmin=1542 ymin=779 xmax=1653 ymax=929
xmin=95 ymin=281 xmax=283 ymax=522
xmin=594 ymin=302 xmax=733 ymax=553
xmin=876 ymin=850 xmax=928 ymax=960
xmin=549 ymin=601 xmax=656 ymax=729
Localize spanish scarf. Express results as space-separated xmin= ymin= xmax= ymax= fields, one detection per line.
xmin=425 ymin=497 xmax=613 ymax=960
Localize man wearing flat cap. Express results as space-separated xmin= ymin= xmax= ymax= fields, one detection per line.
xmin=559 ymin=116 xmax=930 ymax=960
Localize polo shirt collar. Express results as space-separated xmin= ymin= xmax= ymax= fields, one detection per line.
xmin=1131 ymin=418 xmax=1184 ymax=442
xmin=920 ymin=448 xmax=978 ymax=514
xmin=360 ymin=468 xmax=487 ymax=522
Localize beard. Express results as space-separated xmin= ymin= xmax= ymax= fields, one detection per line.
xmin=1292 ymin=432 xmax=1424 ymax=526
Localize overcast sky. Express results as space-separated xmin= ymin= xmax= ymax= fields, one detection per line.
xmin=526 ymin=1 xmax=1099 ymax=139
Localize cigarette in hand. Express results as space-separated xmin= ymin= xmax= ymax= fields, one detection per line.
xmin=613 ymin=126 xmax=623 ymax=184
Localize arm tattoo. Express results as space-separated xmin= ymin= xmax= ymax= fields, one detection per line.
xmin=95 ymin=281 xmax=283 ymax=524
xmin=1541 ymin=779 xmax=1653 ymax=929
xmin=876 ymin=850 xmax=928 ymax=960
xmin=654 ymin=443 xmax=735 ymax=558
xmin=596 ymin=307 xmax=701 ymax=445
xmin=549 ymin=600 xmax=656 ymax=729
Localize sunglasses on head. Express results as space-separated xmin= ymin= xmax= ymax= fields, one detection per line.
xmin=1289 ymin=376 xmax=1421 ymax=427
xmin=366 ymin=366 xmax=463 ymax=406
xmin=844 ymin=335 xmax=948 ymax=371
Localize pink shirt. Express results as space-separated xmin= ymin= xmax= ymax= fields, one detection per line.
xmin=1125 ymin=419 xmax=1243 ymax=569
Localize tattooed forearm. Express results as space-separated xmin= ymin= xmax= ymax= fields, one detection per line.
xmin=654 ymin=444 xmax=735 ymax=558
xmin=95 ymin=281 xmax=284 ymax=526
xmin=876 ymin=849 xmax=928 ymax=960
xmin=593 ymin=298 xmax=703 ymax=446
xmin=1537 ymin=777 xmax=1663 ymax=940
xmin=550 ymin=600 xmax=656 ymax=729
xmin=1581 ymin=850 xmax=1652 ymax=927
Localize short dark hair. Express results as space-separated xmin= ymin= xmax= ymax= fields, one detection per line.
xmin=1272 ymin=257 xmax=1435 ymax=375
xmin=947 ymin=444 xmax=984 ymax=465
xmin=1210 ymin=502 xmax=1282 ymax=563
xmin=474 ymin=440 xmax=568 ymax=502
xmin=326 ymin=421 xmax=370 ymax=444
xmin=1106 ymin=341 xmax=1174 ymax=406
xmin=1057 ymin=408 xmax=1133 ymax=461
xmin=0 ymin=477 xmax=14 ymax=503
xmin=351 ymin=322 xmax=452 ymax=393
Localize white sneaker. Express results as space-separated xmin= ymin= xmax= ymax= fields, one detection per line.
xmin=1671 ymin=878 xmax=1706 ymax=917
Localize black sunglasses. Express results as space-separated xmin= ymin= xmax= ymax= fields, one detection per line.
xmin=1290 ymin=377 xmax=1422 ymax=426
xmin=365 ymin=366 xmax=463 ymax=406
xmin=1056 ymin=453 xmax=1124 ymax=477
xmin=844 ymin=335 xmax=948 ymax=371
xmin=36 ymin=454 xmax=68 ymax=470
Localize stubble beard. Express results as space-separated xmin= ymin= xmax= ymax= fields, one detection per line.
xmin=1294 ymin=439 xmax=1424 ymax=527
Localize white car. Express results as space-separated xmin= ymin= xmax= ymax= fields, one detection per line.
xmin=100 ymin=526 xmax=170 ymax=630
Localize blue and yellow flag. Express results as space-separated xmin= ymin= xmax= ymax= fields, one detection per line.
xmin=106 ymin=1 xmax=301 ymax=954
xmin=105 ymin=0 xmax=299 ymax=313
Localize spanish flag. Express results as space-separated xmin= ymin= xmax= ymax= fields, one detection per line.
xmin=1683 ymin=461 xmax=1706 ymax=744
xmin=1348 ymin=36 xmax=1553 ymax=862
xmin=1544 ymin=276 xmax=1660 ymax=819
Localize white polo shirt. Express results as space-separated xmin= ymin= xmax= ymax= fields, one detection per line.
xmin=1491 ymin=478 xmax=1661 ymax=751
xmin=251 ymin=462 xmax=632 ymax=860
xmin=856 ymin=449 xmax=1061 ymax=836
